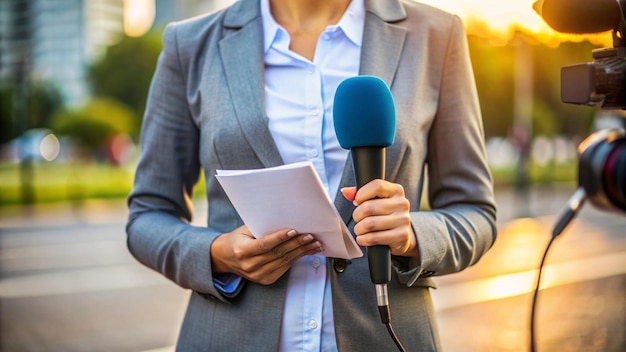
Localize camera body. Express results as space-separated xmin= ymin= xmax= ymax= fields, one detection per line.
xmin=561 ymin=46 xmax=625 ymax=109
xmin=536 ymin=0 xmax=626 ymax=214
xmin=540 ymin=0 xmax=626 ymax=110
xmin=565 ymin=2 xmax=626 ymax=213
xmin=557 ymin=0 xmax=625 ymax=109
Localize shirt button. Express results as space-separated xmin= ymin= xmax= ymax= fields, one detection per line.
xmin=322 ymin=33 xmax=331 ymax=41
xmin=309 ymin=149 xmax=318 ymax=157
xmin=312 ymin=257 xmax=321 ymax=269
xmin=307 ymin=66 xmax=315 ymax=74
xmin=308 ymin=319 xmax=318 ymax=330
xmin=311 ymin=109 xmax=320 ymax=117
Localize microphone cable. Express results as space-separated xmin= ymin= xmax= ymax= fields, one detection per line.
xmin=529 ymin=232 xmax=558 ymax=352
xmin=376 ymin=283 xmax=407 ymax=352
xmin=530 ymin=188 xmax=585 ymax=352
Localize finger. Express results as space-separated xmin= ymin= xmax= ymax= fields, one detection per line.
xmin=268 ymin=239 xmax=324 ymax=269
xmin=247 ymin=237 xmax=325 ymax=285
xmin=240 ymin=228 xmax=300 ymax=256
xmin=352 ymin=196 xmax=410 ymax=223
xmin=265 ymin=233 xmax=318 ymax=261
xmin=353 ymin=210 xmax=410 ymax=236
xmin=247 ymin=233 xmax=322 ymax=270
xmin=340 ymin=187 xmax=357 ymax=202
xmin=354 ymin=179 xmax=404 ymax=205
xmin=355 ymin=226 xmax=413 ymax=255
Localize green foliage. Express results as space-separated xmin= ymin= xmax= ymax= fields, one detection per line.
xmin=51 ymin=98 xmax=136 ymax=154
xmin=530 ymin=40 xmax=598 ymax=136
xmin=87 ymin=31 xmax=162 ymax=139
xmin=0 ymin=161 xmax=208 ymax=205
xmin=0 ymin=80 xmax=64 ymax=144
xmin=0 ymin=86 xmax=13 ymax=143
xmin=468 ymin=36 xmax=516 ymax=138
xmin=0 ymin=161 xmax=134 ymax=205
xmin=468 ymin=32 xmax=600 ymax=139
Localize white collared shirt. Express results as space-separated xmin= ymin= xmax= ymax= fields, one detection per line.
xmin=261 ymin=0 xmax=364 ymax=350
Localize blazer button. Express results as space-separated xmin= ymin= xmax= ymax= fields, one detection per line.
xmin=334 ymin=259 xmax=348 ymax=273
xmin=419 ymin=270 xmax=435 ymax=278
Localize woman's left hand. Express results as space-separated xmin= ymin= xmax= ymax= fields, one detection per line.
xmin=341 ymin=179 xmax=420 ymax=260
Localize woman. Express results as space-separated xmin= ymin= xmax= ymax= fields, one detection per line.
xmin=127 ymin=0 xmax=497 ymax=350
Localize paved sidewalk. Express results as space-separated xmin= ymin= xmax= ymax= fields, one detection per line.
xmin=433 ymin=184 xmax=626 ymax=352
xmin=1 ymin=184 xmax=625 ymax=352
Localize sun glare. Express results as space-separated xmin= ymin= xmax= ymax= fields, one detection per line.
xmin=418 ymin=0 xmax=614 ymax=46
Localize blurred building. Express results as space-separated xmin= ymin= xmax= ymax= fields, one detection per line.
xmin=0 ymin=0 xmax=124 ymax=106
xmin=154 ymin=0 xmax=231 ymax=27
xmin=0 ymin=0 xmax=228 ymax=108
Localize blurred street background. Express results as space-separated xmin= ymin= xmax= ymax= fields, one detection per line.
xmin=1 ymin=185 xmax=625 ymax=351
xmin=1 ymin=0 xmax=625 ymax=351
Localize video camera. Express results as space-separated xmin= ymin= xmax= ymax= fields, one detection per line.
xmin=530 ymin=4 xmax=625 ymax=351
xmin=534 ymin=0 xmax=626 ymax=229
xmin=554 ymin=1 xmax=626 ymax=109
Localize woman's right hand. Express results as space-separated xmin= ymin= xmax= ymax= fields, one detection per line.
xmin=210 ymin=225 xmax=324 ymax=285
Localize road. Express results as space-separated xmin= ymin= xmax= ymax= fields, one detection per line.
xmin=1 ymin=184 xmax=625 ymax=351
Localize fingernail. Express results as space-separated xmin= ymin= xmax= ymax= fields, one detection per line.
xmin=317 ymin=242 xmax=324 ymax=252
xmin=303 ymin=234 xmax=314 ymax=242
xmin=287 ymin=230 xmax=298 ymax=237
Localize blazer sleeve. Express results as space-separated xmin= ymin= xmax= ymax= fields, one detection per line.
xmin=125 ymin=23 xmax=231 ymax=301
xmin=400 ymin=16 xmax=497 ymax=286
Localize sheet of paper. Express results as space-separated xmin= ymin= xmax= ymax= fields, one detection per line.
xmin=215 ymin=161 xmax=362 ymax=259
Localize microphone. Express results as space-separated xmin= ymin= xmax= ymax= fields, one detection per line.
xmin=533 ymin=0 xmax=622 ymax=34
xmin=333 ymin=75 xmax=396 ymax=322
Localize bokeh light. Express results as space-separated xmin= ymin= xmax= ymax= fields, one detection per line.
xmin=123 ymin=0 xmax=155 ymax=37
xmin=39 ymin=133 xmax=60 ymax=162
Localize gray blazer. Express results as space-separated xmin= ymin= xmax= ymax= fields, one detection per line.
xmin=127 ymin=0 xmax=497 ymax=350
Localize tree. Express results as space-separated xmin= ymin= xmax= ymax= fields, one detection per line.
xmin=0 ymin=80 xmax=63 ymax=144
xmin=530 ymin=40 xmax=598 ymax=137
xmin=467 ymin=31 xmax=600 ymax=139
xmin=468 ymin=35 xmax=516 ymax=138
xmin=87 ymin=31 xmax=162 ymax=140
xmin=50 ymin=98 xmax=136 ymax=157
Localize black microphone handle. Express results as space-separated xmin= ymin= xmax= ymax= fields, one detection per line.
xmin=351 ymin=146 xmax=392 ymax=285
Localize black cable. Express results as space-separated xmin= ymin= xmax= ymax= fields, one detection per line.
xmin=529 ymin=233 xmax=558 ymax=352
xmin=378 ymin=302 xmax=407 ymax=352
xmin=375 ymin=283 xmax=407 ymax=352
xmin=386 ymin=321 xmax=407 ymax=352
xmin=530 ymin=187 xmax=587 ymax=351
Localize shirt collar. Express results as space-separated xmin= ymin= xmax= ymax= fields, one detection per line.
xmin=260 ymin=0 xmax=365 ymax=53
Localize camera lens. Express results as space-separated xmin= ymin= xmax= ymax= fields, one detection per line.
xmin=604 ymin=142 xmax=626 ymax=208
xmin=578 ymin=128 xmax=626 ymax=212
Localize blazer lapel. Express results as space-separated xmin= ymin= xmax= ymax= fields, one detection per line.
xmin=333 ymin=0 xmax=408 ymax=221
xmin=360 ymin=0 xmax=407 ymax=85
xmin=219 ymin=0 xmax=283 ymax=169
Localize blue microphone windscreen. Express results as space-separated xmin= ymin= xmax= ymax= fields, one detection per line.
xmin=333 ymin=76 xmax=396 ymax=149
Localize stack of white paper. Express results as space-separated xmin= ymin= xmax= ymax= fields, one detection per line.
xmin=216 ymin=161 xmax=362 ymax=259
